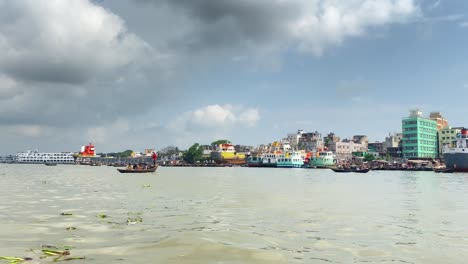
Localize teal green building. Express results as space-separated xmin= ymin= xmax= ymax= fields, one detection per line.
xmin=402 ymin=110 xmax=437 ymax=159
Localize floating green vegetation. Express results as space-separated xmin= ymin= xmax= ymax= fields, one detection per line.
xmin=0 ymin=256 xmax=27 ymax=264
xmin=127 ymin=216 xmax=143 ymax=225
xmin=65 ymin=227 xmax=76 ymax=231
xmin=59 ymin=213 xmax=73 ymax=216
xmin=97 ymin=214 xmax=108 ymax=219
xmin=142 ymin=184 xmax=151 ymax=188
xmin=37 ymin=245 xmax=84 ymax=262
xmin=127 ymin=212 xmax=143 ymax=224
xmin=1 ymin=245 xmax=84 ymax=263
xmin=101 ymin=212 xmax=143 ymax=225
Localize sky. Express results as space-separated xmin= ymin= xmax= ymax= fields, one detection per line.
xmin=0 ymin=0 xmax=467 ymax=153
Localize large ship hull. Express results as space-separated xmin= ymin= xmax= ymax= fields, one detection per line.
xmin=309 ymin=159 xmax=335 ymax=168
xmin=215 ymin=159 xmax=246 ymax=165
xmin=443 ymin=152 xmax=468 ymax=172
xmin=211 ymin=151 xmax=246 ymax=165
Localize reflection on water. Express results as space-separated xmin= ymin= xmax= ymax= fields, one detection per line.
xmin=1 ymin=165 xmax=468 ymax=263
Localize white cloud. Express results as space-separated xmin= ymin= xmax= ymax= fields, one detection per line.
xmin=191 ymin=104 xmax=237 ymax=127
xmin=170 ymin=104 xmax=260 ymax=130
xmin=0 ymin=0 xmax=152 ymax=84
xmin=289 ymin=0 xmax=420 ymax=55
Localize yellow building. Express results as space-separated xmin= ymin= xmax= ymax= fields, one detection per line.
xmin=438 ymin=126 xmax=462 ymax=157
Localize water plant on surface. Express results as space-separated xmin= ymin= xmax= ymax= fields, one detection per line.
xmin=127 ymin=212 xmax=143 ymax=225
xmin=1 ymin=245 xmax=85 ymax=263
xmin=59 ymin=212 xmax=73 ymax=216
xmin=0 ymin=256 xmax=29 ymax=264
xmin=37 ymin=245 xmax=85 ymax=262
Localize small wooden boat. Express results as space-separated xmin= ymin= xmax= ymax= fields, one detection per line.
xmin=434 ymin=167 xmax=454 ymax=173
xmin=45 ymin=163 xmax=57 ymax=166
xmin=353 ymin=168 xmax=370 ymax=173
xmin=331 ymin=168 xmax=351 ymax=173
xmin=331 ymin=167 xmax=370 ymax=173
xmin=117 ymin=165 xmax=158 ymax=173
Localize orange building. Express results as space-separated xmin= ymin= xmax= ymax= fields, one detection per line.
xmin=429 ymin=112 xmax=449 ymax=131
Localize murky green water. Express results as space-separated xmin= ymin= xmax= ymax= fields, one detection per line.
xmin=0 ymin=165 xmax=467 ymax=263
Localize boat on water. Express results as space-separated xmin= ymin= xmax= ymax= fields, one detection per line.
xmin=309 ymin=151 xmax=336 ymax=168
xmin=331 ymin=167 xmax=370 ymax=173
xmin=276 ymin=151 xmax=305 ymax=168
xmin=44 ymin=163 xmax=57 ymax=166
xmin=15 ymin=150 xmax=75 ymax=164
xmin=246 ymin=155 xmax=263 ymax=167
xmin=443 ymin=128 xmax=468 ymax=172
xmin=260 ymin=153 xmax=277 ymax=167
xmin=117 ymin=165 xmax=158 ymax=173
xmin=247 ymin=153 xmax=279 ymax=167
xmin=434 ymin=167 xmax=454 ymax=173
xmin=211 ymin=144 xmax=247 ymax=165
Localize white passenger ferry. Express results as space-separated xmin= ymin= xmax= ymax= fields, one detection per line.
xmin=15 ymin=150 xmax=75 ymax=164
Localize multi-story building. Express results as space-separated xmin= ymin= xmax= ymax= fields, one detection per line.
xmin=201 ymin=145 xmax=215 ymax=158
xmin=284 ymin=130 xmax=304 ymax=149
xmin=368 ymin=142 xmax=385 ymax=154
xmin=384 ymin=133 xmax=403 ymax=148
xmin=438 ymin=126 xmax=463 ymax=158
xmin=234 ymin=145 xmax=252 ymax=154
xmin=298 ymin=131 xmax=323 ymax=151
xmin=402 ymin=109 xmax=438 ymax=159
xmin=353 ymin=135 xmax=369 ymax=146
xmin=329 ymin=140 xmax=367 ymax=160
xmin=324 ymin=133 xmax=340 ymax=148
xmin=430 ymin=112 xmax=449 ymax=131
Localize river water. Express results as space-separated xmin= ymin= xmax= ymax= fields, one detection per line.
xmin=0 ymin=165 xmax=467 ymax=263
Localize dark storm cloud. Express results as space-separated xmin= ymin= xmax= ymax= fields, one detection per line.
xmin=4 ymin=61 xmax=92 ymax=84
xmin=132 ymin=0 xmax=419 ymax=56
xmin=134 ymin=0 xmax=299 ymax=51
xmin=0 ymin=0 xmax=420 ymax=153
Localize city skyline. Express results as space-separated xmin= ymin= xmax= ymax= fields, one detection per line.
xmin=1 ymin=0 xmax=468 ymax=153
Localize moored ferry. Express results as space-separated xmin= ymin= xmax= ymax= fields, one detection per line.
xmin=247 ymin=153 xmax=279 ymax=167
xmin=261 ymin=153 xmax=277 ymax=167
xmin=247 ymin=155 xmax=263 ymax=167
xmin=443 ymin=128 xmax=468 ymax=172
xmin=276 ymin=151 xmax=305 ymax=168
xmin=309 ymin=151 xmax=336 ymax=168
xmin=15 ymin=150 xmax=75 ymax=164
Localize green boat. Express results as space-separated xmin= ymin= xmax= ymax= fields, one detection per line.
xmin=309 ymin=151 xmax=336 ymax=168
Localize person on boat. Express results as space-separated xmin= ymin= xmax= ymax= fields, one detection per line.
xmin=152 ymin=152 xmax=158 ymax=166
xmin=127 ymin=164 xmax=133 ymax=170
